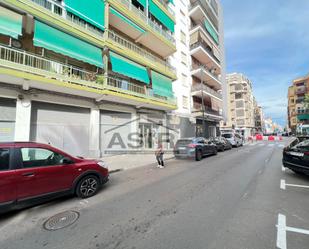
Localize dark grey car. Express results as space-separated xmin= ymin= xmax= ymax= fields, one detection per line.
xmin=174 ymin=137 xmax=218 ymax=161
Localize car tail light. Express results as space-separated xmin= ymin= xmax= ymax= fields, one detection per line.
xmin=304 ymin=152 xmax=309 ymax=156
xmin=188 ymin=143 xmax=197 ymax=148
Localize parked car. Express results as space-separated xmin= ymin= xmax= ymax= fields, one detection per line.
xmin=0 ymin=142 xmax=109 ymax=214
xmin=221 ymin=133 xmax=243 ymax=147
xmin=174 ymin=137 xmax=217 ymax=161
xmin=283 ymin=139 xmax=309 ymax=175
xmin=210 ymin=137 xmax=232 ymax=152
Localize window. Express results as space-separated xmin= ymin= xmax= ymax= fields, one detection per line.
xmin=235 ymin=93 xmax=242 ymax=99
xmin=180 ymin=31 xmax=186 ymax=44
xmin=21 ymin=148 xmax=66 ymax=168
xmin=182 ymin=96 xmax=189 ymax=109
xmin=0 ymin=148 xmax=10 ymax=171
xmin=236 ymin=109 xmax=245 ymax=117
xmin=181 ymin=73 xmax=187 ymax=86
xmin=181 ymin=52 xmax=187 ymax=65
xmin=236 ymin=100 xmax=244 ymax=108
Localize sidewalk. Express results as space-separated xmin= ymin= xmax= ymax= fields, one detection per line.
xmin=102 ymin=153 xmax=175 ymax=172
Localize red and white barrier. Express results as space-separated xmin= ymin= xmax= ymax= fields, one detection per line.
xmin=249 ymin=135 xmax=283 ymax=141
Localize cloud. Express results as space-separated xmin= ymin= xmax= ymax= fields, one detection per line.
xmin=221 ymin=0 xmax=309 ymax=126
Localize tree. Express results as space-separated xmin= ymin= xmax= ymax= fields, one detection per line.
xmin=304 ymin=94 xmax=309 ymax=110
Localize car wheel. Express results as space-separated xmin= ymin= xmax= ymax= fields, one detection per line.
xmin=76 ymin=175 xmax=100 ymax=198
xmin=195 ymin=150 xmax=202 ymax=161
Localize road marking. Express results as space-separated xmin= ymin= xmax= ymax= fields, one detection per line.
xmin=258 ymin=143 xmax=264 ymax=146
xmin=282 ymin=165 xmax=286 ymax=172
xmin=278 ymin=144 xmax=285 ymax=148
xmin=280 ymin=179 xmax=309 ymax=190
xmin=276 ymin=214 xmax=287 ymax=249
xmin=276 ymin=214 xmax=309 ymax=249
xmin=280 ymin=179 xmax=286 ymax=190
xmin=268 ymin=144 xmax=274 ymax=147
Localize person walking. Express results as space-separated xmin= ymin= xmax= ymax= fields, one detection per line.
xmin=155 ymin=143 xmax=164 ymax=169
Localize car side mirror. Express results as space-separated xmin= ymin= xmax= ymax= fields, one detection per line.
xmin=62 ymin=157 xmax=73 ymax=164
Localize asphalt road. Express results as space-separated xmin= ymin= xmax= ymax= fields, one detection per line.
xmin=1 ymin=138 xmax=309 ymax=249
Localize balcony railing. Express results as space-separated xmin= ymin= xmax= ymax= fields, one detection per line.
xmin=190 ymin=41 xmax=220 ymax=65
xmin=192 ymin=103 xmax=222 ymax=117
xmin=0 ymin=45 xmax=175 ymax=105
xmin=106 ymin=76 xmax=177 ymax=105
xmin=0 ymin=44 xmax=103 ymax=87
xmin=296 ymin=87 xmax=306 ymax=94
xmin=191 ymin=83 xmax=222 ymax=99
xmin=119 ymin=0 xmax=175 ymax=43
xmin=30 ymin=0 xmax=104 ymax=37
xmin=107 ymin=30 xmax=176 ymax=74
xmin=297 ymin=110 xmax=309 ymax=115
xmin=191 ymin=62 xmax=220 ymax=81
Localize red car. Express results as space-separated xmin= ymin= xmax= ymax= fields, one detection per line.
xmin=0 ymin=142 xmax=109 ymax=213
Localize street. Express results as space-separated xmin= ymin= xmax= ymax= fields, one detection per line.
xmin=1 ymin=138 xmax=309 ymax=249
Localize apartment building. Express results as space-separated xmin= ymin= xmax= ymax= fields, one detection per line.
xmin=287 ymin=74 xmax=309 ymax=133
xmin=171 ymin=0 xmax=225 ymax=139
xmin=254 ymin=102 xmax=264 ymax=133
xmin=0 ymin=0 xmax=177 ymax=156
xmin=225 ymin=73 xmax=255 ymax=138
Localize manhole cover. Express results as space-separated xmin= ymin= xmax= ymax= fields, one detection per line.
xmin=43 ymin=211 xmax=79 ymax=231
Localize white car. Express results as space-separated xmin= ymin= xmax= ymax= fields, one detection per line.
xmin=221 ymin=133 xmax=243 ymax=147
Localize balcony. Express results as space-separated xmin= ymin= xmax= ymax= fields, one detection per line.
xmin=190 ymin=23 xmax=219 ymax=48
xmin=105 ymin=76 xmax=176 ymax=106
xmin=296 ymin=86 xmax=306 ymax=95
xmin=191 ymin=62 xmax=221 ymax=89
xmin=189 ymin=0 xmax=218 ymax=31
xmin=29 ymin=0 xmax=104 ymax=38
xmin=155 ymin=0 xmax=175 ymax=16
xmin=0 ymin=45 xmax=176 ymax=108
xmin=116 ymin=0 xmax=175 ymax=44
xmin=190 ymin=41 xmax=221 ymax=72
xmin=106 ymin=30 xmax=176 ymax=76
xmin=191 ymin=83 xmax=222 ymax=100
xmin=192 ymin=103 xmax=222 ymax=120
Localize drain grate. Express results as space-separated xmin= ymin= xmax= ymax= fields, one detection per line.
xmin=43 ymin=210 xmax=79 ymax=231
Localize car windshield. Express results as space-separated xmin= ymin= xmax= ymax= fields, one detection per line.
xmin=222 ymin=134 xmax=233 ymax=138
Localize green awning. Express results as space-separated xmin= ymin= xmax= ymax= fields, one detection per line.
xmin=298 ymin=114 xmax=309 ymax=121
xmin=168 ymin=0 xmax=174 ymax=5
xmin=0 ymin=6 xmax=22 ymax=39
xmin=149 ymin=0 xmax=175 ymax=33
xmin=64 ymin=0 xmax=105 ymax=30
xmin=110 ymin=8 xmax=145 ymax=33
xmin=33 ymin=21 xmax=103 ymax=67
xmin=110 ymin=52 xmax=150 ymax=84
xmin=204 ymin=19 xmax=219 ymax=44
xmin=137 ymin=0 xmax=147 ymax=7
xmin=151 ymin=71 xmax=173 ymax=97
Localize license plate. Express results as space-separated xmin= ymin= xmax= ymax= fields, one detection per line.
xmin=178 ymin=147 xmax=186 ymax=150
xmin=288 ymin=151 xmax=304 ymax=157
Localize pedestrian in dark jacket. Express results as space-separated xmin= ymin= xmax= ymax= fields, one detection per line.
xmin=155 ymin=143 xmax=164 ymax=168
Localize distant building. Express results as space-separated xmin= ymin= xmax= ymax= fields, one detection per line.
xmin=254 ymin=103 xmax=264 ymax=133
xmin=223 ymin=73 xmax=255 ymax=139
xmin=287 ymin=74 xmax=309 ymax=133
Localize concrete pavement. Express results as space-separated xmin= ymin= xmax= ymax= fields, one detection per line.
xmin=1 ymin=138 xmax=309 ymax=249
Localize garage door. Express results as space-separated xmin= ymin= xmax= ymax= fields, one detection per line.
xmin=100 ymin=111 xmax=131 ymax=154
xmin=0 ymin=98 xmax=16 ymax=142
xmin=30 ymin=102 xmax=90 ymax=157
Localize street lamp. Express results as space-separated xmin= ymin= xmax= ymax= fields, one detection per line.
xmin=200 ymin=65 xmax=206 ymax=138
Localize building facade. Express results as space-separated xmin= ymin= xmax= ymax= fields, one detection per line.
xmin=254 ymin=103 xmax=264 ymax=133
xmin=170 ymin=0 xmax=225 ymax=139
xmin=287 ymin=74 xmax=309 ymax=133
xmin=224 ymin=73 xmax=255 ymax=138
xmin=0 ymin=0 xmax=178 ymax=156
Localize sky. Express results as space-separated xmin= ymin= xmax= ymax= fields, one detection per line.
xmin=221 ymin=0 xmax=309 ymax=126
